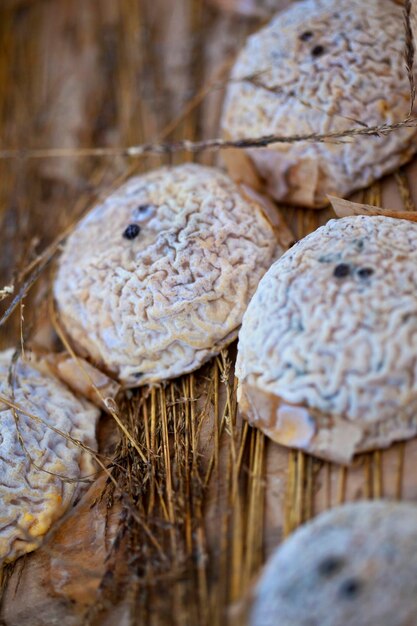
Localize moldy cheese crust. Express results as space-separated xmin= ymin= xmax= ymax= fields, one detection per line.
xmin=250 ymin=501 xmax=417 ymax=626
xmin=222 ymin=0 xmax=417 ymax=208
xmin=54 ymin=163 xmax=279 ymax=386
xmin=237 ymin=215 xmax=417 ymax=463
xmin=0 ymin=349 xmax=98 ymax=563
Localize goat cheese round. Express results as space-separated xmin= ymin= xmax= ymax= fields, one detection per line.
xmin=237 ymin=215 xmax=417 ymax=463
xmin=54 ymin=164 xmax=280 ymax=386
xmin=222 ymin=0 xmax=417 ymax=207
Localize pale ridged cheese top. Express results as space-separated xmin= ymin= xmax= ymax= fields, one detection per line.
xmin=237 ymin=216 xmax=417 ymax=460
xmin=54 ymin=164 xmax=279 ymax=386
xmin=251 ymin=501 xmax=417 ymax=626
xmin=222 ymin=0 xmax=417 ymax=207
xmin=0 ymin=349 xmax=98 ymax=563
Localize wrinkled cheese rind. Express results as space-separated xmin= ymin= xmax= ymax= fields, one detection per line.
xmin=54 ymin=164 xmax=279 ymax=386
xmin=0 ymin=349 xmax=99 ymax=563
xmin=250 ymin=501 xmax=417 ymax=626
xmin=237 ymin=215 xmax=417 ymax=462
xmin=222 ymin=0 xmax=417 ymax=207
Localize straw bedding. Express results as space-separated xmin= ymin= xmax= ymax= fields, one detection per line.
xmin=0 ymin=1 xmax=416 ymax=625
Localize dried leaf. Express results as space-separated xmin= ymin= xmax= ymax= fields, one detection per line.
xmin=328 ymin=195 xmax=417 ymax=221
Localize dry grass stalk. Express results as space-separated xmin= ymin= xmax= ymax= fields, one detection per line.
xmin=2 ymin=116 xmax=417 ymax=160
xmin=404 ymin=0 xmax=416 ymax=115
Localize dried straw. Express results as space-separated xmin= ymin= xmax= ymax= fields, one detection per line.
xmin=1 ymin=2 xmax=417 ymax=625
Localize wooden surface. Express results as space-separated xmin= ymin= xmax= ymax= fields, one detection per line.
xmin=1 ymin=1 xmax=417 ymax=625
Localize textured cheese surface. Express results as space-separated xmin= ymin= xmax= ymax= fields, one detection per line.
xmin=222 ymin=0 xmax=417 ymax=207
xmin=237 ymin=215 xmax=417 ymax=462
xmin=250 ymin=501 xmax=417 ymax=626
xmin=0 ymin=349 xmax=98 ymax=563
xmin=54 ymin=164 xmax=278 ymax=386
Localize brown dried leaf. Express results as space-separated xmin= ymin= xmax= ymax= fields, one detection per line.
xmin=328 ymin=195 xmax=417 ymax=221
xmin=239 ymin=184 xmax=295 ymax=250
xmin=42 ymin=353 xmax=121 ymax=412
